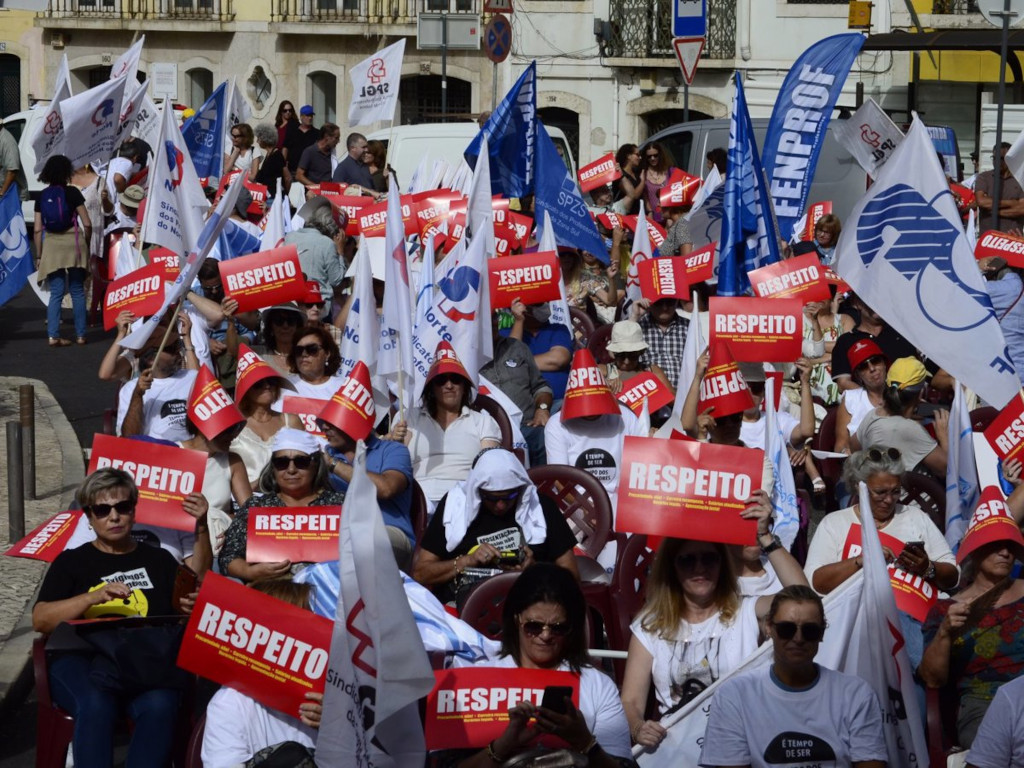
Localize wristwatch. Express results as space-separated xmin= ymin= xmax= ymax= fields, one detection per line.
xmin=537 ymin=403 xmax=550 ymax=411
xmin=760 ymin=534 xmax=783 ymax=555
xmin=924 ymin=562 xmax=937 ymax=581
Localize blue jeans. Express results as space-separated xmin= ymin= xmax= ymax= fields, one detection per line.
xmin=521 ymin=422 xmax=547 ymax=467
xmin=47 ymin=267 xmax=87 ymax=340
xmin=49 ymin=653 xmax=180 ymax=768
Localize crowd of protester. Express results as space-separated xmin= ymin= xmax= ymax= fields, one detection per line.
xmin=18 ymin=101 xmax=1024 ymax=768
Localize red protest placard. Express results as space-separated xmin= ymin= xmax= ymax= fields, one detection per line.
xmin=149 ymin=247 xmax=181 ymax=281
xmin=494 ymin=220 xmax=517 ymax=257
xmin=975 ymin=230 xmax=1024 ymax=268
xmin=331 ymin=196 xmax=374 ymax=236
xmin=681 ymin=243 xmax=715 ymax=284
xmin=984 ymin=392 xmax=1024 ymax=461
xmin=506 ymin=211 xmax=533 ymax=247
xmin=709 ymin=296 xmax=803 ymax=362
xmin=616 ymin=437 xmax=763 ymax=545
xmin=658 ymin=171 xmax=702 ymax=209
xmin=424 ymin=667 xmax=579 ymax=750
xmin=639 ymin=257 xmax=689 ymax=301
xmin=219 ymin=245 xmax=307 ymax=314
xmin=414 ymin=194 xmax=451 ymax=242
xmin=841 ymin=525 xmax=936 ymax=621
xmin=802 ymin=201 xmax=832 ymax=241
xmin=281 ymin=396 xmax=328 ymax=436
xmin=578 ymin=153 xmax=621 ymax=193
xmin=823 ymin=267 xmax=851 ymax=296
xmin=748 ymin=252 xmax=830 ymax=302
xmin=621 ymin=216 xmax=667 ymax=249
xmin=245 ymin=507 xmax=342 ymax=563
xmin=103 ymin=262 xmax=166 ymax=330
xmin=491 ymin=196 xmax=510 ymax=212
xmin=5 ymin=510 xmax=82 ymax=562
xmin=177 ymin=573 xmax=332 ymax=717
xmin=488 ymin=251 xmax=562 ymax=309
xmin=357 ymin=202 xmax=389 ymax=238
xmin=597 ymin=212 xmax=625 ymax=232
xmin=88 ymin=435 xmax=207 ymax=532
xmin=616 ymin=373 xmax=675 ymax=415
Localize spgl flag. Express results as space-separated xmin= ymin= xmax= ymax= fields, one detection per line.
xmin=348 ymin=40 xmax=406 ymax=126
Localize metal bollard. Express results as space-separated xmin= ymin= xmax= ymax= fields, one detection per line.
xmin=7 ymin=422 xmax=25 ymax=543
xmin=19 ymin=384 xmax=35 ymax=500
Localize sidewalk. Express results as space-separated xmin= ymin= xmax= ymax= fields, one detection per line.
xmin=0 ymin=377 xmax=84 ymax=716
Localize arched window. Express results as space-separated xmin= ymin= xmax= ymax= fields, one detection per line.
xmin=538 ymin=106 xmax=579 ymax=169
xmin=0 ymin=54 xmax=21 ymax=116
xmin=187 ymin=68 xmax=214 ymax=109
xmin=307 ymin=71 xmax=337 ymax=124
xmin=398 ymin=75 xmax=471 ymax=124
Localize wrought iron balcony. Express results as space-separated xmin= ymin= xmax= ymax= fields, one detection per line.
xmin=272 ymin=0 xmax=477 ymax=23
xmin=43 ymin=0 xmax=233 ymax=21
xmin=605 ymin=0 xmax=735 ymax=60
xmin=928 ymin=0 xmax=980 ymax=12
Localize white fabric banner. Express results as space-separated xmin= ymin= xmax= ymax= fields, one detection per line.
xmin=341 ymin=236 xmax=382 ymax=380
xmin=834 ymin=115 xmax=1020 ymax=409
xmin=132 ymin=93 xmax=162 ymax=150
xmin=378 ymin=173 xmax=416 ymax=409
xmin=945 ymin=382 xmax=980 ymax=552
xmin=348 ymin=40 xmax=406 ymax=126
xmin=58 ymin=77 xmax=128 ymax=171
xmin=259 ymin=179 xmax=291 ymax=251
xmin=765 ymin=376 xmax=799 ymax=550
xmin=114 ymin=78 xmax=150 ymax=147
xmin=831 ymin=97 xmax=904 ymax=177
xmin=538 ymin=210 xmax=574 ymax=339
xmin=318 ymin=442 xmax=436 ymax=767
xmin=109 ymin=36 xmax=144 ymax=114
xmin=626 ymin=200 xmax=653 ymax=304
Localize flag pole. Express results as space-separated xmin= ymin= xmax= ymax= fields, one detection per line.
xmin=151 ymin=299 xmax=184 ymax=363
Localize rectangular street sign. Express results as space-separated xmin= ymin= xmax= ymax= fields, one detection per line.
xmin=674 ymin=0 xmax=707 ymax=37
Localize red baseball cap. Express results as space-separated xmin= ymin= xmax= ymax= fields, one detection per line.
xmin=847 ymin=338 xmax=887 ymax=372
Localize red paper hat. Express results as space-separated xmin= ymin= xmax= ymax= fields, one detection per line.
xmin=658 ymin=170 xmax=702 ymax=209
xmin=234 ymin=343 xmax=295 ymax=404
xmin=847 ymin=338 xmax=886 ymax=371
xmin=698 ymin=342 xmax=754 ymax=418
xmin=561 ymin=349 xmax=621 ymax=420
xmin=188 ymin=365 xmax=245 ymax=440
xmin=300 ymin=281 xmax=322 ymax=304
xmin=957 ymin=486 xmax=1024 ymax=564
xmin=425 ymin=341 xmax=473 ymax=389
xmin=318 ymin=361 xmax=376 ymax=440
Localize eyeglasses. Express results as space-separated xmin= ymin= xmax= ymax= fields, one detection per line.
xmin=645 ymin=152 xmax=659 ymax=158
xmin=772 ymin=621 xmax=825 ymax=642
xmin=432 ymin=373 xmax=464 ymax=386
xmin=85 ymin=500 xmax=135 ymax=518
xmin=270 ymin=313 xmax=300 ymax=326
xmin=856 ymin=355 xmax=886 ymax=370
xmin=302 ymin=301 xmax=326 ymax=310
xmin=867 ymin=446 xmax=901 ymax=463
xmin=282 ymin=107 xmax=294 ymax=113
xmin=295 ymin=343 xmax=325 ymax=357
xmin=231 ymin=133 xmax=242 ymax=139
xmin=519 ymin=618 xmax=572 ymax=637
xmin=868 ymin=486 xmax=902 ymax=500
xmin=479 ymin=489 xmax=522 ymax=504
xmin=271 ymin=453 xmax=317 ymax=471
xmin=675 ymin=551 xmax=721 ymax=571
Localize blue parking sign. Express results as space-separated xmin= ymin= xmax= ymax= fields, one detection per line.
xmin=674 ymin=0 xmax=706 ymax=37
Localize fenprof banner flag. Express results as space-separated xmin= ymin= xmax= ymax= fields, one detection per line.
xmin=709 ymin=296 xmax=803 ymax=362
xmin=577 ymin=153 xmax=620 ymax=193
xmin=177 ymin=573 xmax=333 ymax=717
xmin=841 ymin=526 xmax=937 ymax=622
xmin=616 ymin=436 xmax=764 ymax=546
xmin=425 ymin=667 xmax=579 ymax=750
xmin=102 ymin=262 xmax=166 ymax=330
xmin=219 ymin=245 xmax=307 ymax=313
xmin=88 ymin=435 xmax=207 ymax=532
xmin=246 ymin=507 xmax=343 ymax=563
xmin=748 ymin=252 xmax=830 ymax=301
xmin=488 ymin=251 xmax=562 ymax=308
xmin=5 ymin=511 xmax=82 ymax=562
xmin=984 ymin=392 xmax=1024 ymax=461
xmin=348 ymin=39 xmax=405 ymax=126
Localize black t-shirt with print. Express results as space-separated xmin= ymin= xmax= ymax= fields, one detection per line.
xmin=37 ymin=542 xmax=179 ymax=618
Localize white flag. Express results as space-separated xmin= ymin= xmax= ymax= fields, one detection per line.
xmin=139 ymin=97 xmax=209 ymax=257
xmin=114 ymin=78 xmax=150 ymax=147
xmin=538 ymin=210 xmax=574 ymax=338
xmin=348 ymin=40 xmax=406 ymax=126
xmin=112 ymin=233 xmax=145 ymax=280
xmin=946 ymin=382 xmax=980 ymax=552
xmin=834 ymin=115 xmax=1020 ymax=409
xmin=54 ymin=53 xmax=72 ymax=103
xmin=109 ymin=36 xmax=144 ymax=114
xmin=31 ymin=99 xmax=66 ymax=176
xmin=764 ymin=375 xmax=799 ymax=550
xmin=688 ymin=164 xmax=721 ymax=217
xmin=626 ymin=200 xmax=653 ymax=304
xmin=223 ymin=76 xmax=252 ymax=157
xmin=831 ymin=97 xmax=904 ymax=177
xmin=259 ymin=179 xmax=292 ymax=251
xmin=318 ymin=442 xmax=435 ymax=767
xmin=655 ymin=294 xmax=704 ymax=438
xmin=378 ymin=173 xmax=415 ymax=408
xmin=465 ymin=134 xmax=495 ymax=258
xmin=34 ymin=77 xmax=127 ymax=174
xmin=411 ymin=235 xmax=438 ymax=400
xmin=1006 ymin=125 xmax=1024 ymax=191
xmin=132 ymin=93 xmax=161 ymax=150
xmin=341 ymin=236 xmax=382 ymax=379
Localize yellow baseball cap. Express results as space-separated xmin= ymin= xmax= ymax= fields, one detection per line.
xmin=885 ymin=357 xmax=929 ymax=390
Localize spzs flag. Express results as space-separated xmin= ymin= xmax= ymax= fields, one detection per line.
xmin=834 ymin=116 xmax=1020 ymax=409
xmin=349 ymin=40 xmax=406 ymax=126
xmin=0 ymin=188 xmax=32 ymax=308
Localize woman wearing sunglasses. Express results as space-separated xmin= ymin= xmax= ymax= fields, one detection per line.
xmin=621 ymin=491 xmax=809 ymax=749
xmin=834 ymin=339 xmax=889 ymax=456
xmin=286 ymin=325 xmax=345 ymax=401
xmin=639 ymin=141 xmax=676 ymax=225
xmin=450 ymin=564 xmax=632 ymax=766
xmin=219 ymin=429 xmax=343 ymax=583
xmin=413 ymin=448 xmax=579 ymax=607
xmin=33 ymin=468 xmax=188 ymax=768
xmin=700 ymin=585 xmax=887 ymax=768
xmin=256 ymin=303 xmax=305 ymax=375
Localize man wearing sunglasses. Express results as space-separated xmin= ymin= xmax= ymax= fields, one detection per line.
xmin=700 ymin=585 xmax=887 ymax=768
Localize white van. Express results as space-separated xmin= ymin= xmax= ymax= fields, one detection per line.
xmin=366 ymin=122 xmax=576 ymax=190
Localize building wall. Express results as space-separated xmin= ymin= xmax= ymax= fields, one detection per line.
xmin=0 ymin=8 xmax=45 ymax=113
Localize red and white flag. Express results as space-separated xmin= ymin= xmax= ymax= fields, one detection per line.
xmin=378 ymin=173 xmax=415 ymax=408
xmin=259 ymin=179 xmax=292 ymax=251
xmin=317 ymin=442 xmax=435 ymax=767
xmin=626 ymin=200 xmax=653 ymax=304
xmin=348 ymin=40 xmax=406 ymax=126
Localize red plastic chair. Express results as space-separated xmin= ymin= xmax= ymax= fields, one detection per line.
xmin=33 ymin=636 xmax=74 ymax=768
xmin=587 ymin=323 xmax=615 ymax=365
xmin=901 ymin=470 xmax=946 ymax=534
xmin=925 ymin=686 xmax=960 ymax=768
xmin=610 ymin=533 xmax=656 ymax=679
xmin=410 ymin=479 xmax=429 ymax=544
xmin=569 ymin=307 xmax=596 ymax=351
xmin=812 ymin=406 xmax=842 ymax=510
xmin=459 ymin=572 xmax=521 ymax=640
xmin=469 ymin=394 xmax=514 ymax=451
xmin=969 ymin=406 xmax=999 ymax=433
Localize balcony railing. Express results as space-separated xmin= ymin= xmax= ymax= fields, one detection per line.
xmin=272 ymin=0 xmax=477 ymax=23
xmin=605 ymin=0 xmax=735 ymax=59
xmin=929 ymin=0 xmax=980 ymax=12
xmin=44 ymin=0 xmax=233 ymax=21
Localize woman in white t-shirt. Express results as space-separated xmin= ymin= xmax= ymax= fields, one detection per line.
xmin=620 ymin=491 xmax=810 ymax=749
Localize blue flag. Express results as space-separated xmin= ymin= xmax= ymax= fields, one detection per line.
xmin=464 ymin=62 xmax=536 ymax=198
xmin=212 ymin=219 xmax=262 ymax=261
xmin=181 ymin=81 xmax=227 ymax=179
xmin=760 ymin=33 xmax=864 ymax=239
xmin=534 ymin=122 xmax=609 ymax=262
xmin=719 ymin=74 xmax=781 ymax=297
xmin=0 ymin=189 xmax=32 ymax=307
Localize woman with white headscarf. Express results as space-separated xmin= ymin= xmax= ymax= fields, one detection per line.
xmin=412 ymin=448 xmax=579 ymax=605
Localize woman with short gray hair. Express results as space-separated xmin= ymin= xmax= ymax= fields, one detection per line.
xmin=253 ymin=122 xmax=289 ymax=194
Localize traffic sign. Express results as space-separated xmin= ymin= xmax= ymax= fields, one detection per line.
xmin=484 ymin=0 xmax=513 ymax=13
xmin=977 ymin=0 xmax=1024 ymax=28
xmin=673 ymin=0 xmax=707 ymax=38
xmin=484 ymin=13 xmax=512 ymax=63
xmin=673 ymin=36 xmax=704 ymax=85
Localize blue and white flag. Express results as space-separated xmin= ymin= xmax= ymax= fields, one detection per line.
xmin=718 ymin=73 xmax=781 ymax=297
xmin=537 ymin=210 xmax=573 ymax=338
xmin=761 ymin=33 xmax=864 ymax=239
xmin=465 ymin=62 xmax=536 ymax=198
xmin=181 ymin=81 xmax=227 ymax=179
xmin=945 ymin=382 xmax=980 ymax=552
xmin=834 ymin=116 xmax=1020 ymax=409
xmin=379 ymin=172 xmax=416 ymax=409
xmin=0 ymin=188 xmax=31 ymax=308
xmin=210 ymin=219 xmax=262 ymax=261
xmin=765 ymin=375 xmax=800 ymax=550
xmin=534 ymin=122 xmax=609 ymax=261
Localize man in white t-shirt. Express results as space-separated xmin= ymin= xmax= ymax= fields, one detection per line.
xmin=118 ymin=334 xmax=199 ymax=443
xmin=967 ymin=675 xmax=1024 ymax=768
